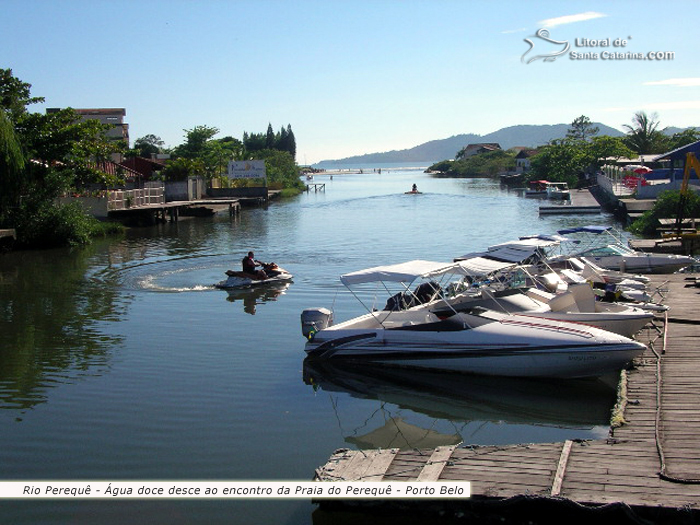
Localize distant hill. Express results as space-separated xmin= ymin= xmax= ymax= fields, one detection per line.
xmin=315 ymin=122 xmax=625 ymax=167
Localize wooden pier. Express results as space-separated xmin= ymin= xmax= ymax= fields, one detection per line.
xmin=313 ymin=273 xmax=700 ymax=521
xmin=306 ymin=183 xmax=326 ymax=192
xmin=108 ymin=198 xmax=241 ymax=224
xmin=539 ymin=189 xmax=601 ymax=215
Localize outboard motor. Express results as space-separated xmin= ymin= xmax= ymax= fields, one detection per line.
xmin=301 ymin=308 xmax=334 ymax=339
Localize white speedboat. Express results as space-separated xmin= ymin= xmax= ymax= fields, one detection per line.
xmin=554 ymin=226 xmax=696 ymax=274
xmin=433 ymin=283 xmax=654 ymax=338
xmin=215 ymin=263 xmax=293 ymax=289
xmin=300 ymin=260 xmax=646 ymax=379
xmin=523 ymin=180 xmax=550 ymax=198
xmin=545 ymin=182 xmax=570 ymax=200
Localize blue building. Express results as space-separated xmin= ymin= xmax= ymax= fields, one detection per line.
xmin=652 ymin=140 xmax=700 ymax=182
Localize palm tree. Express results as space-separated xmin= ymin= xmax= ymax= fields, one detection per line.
xmin=622 ymin=111 xmax=667 ymax=154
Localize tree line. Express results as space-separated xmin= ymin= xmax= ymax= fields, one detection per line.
xmin=129 ymin=123 xmax=300 ymax=191
xmin=0 ymin=68 xmax=304 ymax=247
xmin=1 ymin=68 xmax=125 ymax=247
xmin=428 ymin=113 xmax=699 ymax=186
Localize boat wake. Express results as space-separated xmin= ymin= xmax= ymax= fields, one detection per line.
xmin=92 ymin=254 xmax=227 ymax=293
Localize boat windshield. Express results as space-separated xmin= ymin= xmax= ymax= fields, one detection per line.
xmin=579 ymin=244 xmax=635 ymax=257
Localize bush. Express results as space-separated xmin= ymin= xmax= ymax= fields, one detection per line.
xmin=629 ymin=190 xmax=700 ymax=237
xmin=13 ymin=201 xmax=109 ymax=248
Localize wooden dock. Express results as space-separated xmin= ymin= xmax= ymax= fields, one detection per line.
xmin=313 ymin=273 xmax=700 ymax=521
xmin=539 ymin=189 xmax=601 ymax=215
xmin=108 ymin=198 xmax=241 ymax=223
xmin=306 ymin=183 xmax=326 ymax=192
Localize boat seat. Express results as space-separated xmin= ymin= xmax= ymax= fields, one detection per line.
xmin=568 ymin=258 xmax=586 ymax=272
xmin=547 ymin=291 xmax=579 ymax=313
xmin=526 ymin=288 xmax=555 ymax=303
xmin=559 ymin=269 xmax=587 ymax=284
xmin=567 ymin=283 xmax=597 ymax=313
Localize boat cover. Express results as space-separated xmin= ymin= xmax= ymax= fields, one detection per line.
xmin=454 ymin=256 xmax=517 ymax=274
xmin=340 ymin=260 xmax=459 ymax=285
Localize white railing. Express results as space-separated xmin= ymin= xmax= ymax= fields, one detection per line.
xmin=108 ymin=184 xmax=165 ymax=211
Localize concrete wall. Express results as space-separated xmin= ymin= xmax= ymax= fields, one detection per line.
xmin=165 ymin=177 xmax=206 ymax=202
xmin=637 ymin=180 xmax=700 ymax=199
xmin=58 ymin=196 xmax=110 ymax=219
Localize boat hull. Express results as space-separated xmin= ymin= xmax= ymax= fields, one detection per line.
xmin=305 ymin=313 xmax=646 ymax=379
xmin=215 ymin=270 xmax=293 ymax=289
xmin=517 ymin=311 xmax=652 ymax=339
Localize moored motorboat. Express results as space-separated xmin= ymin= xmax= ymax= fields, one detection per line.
xmin=300 ymin=260 xmax=646 ymax=378
xmin=553 ymin=226 xmax=697 ymax=274
xmin=523 ymin=180 xmax=550 ymax=198
xmin=432 ymin=283 xmax=654 ymax=338
xmin=215 ymin=263 xmax=293 ymax=289
xmin=545 ymin=181 xmax=570 ymax=200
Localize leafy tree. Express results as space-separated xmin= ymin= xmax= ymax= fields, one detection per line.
xmin=282 ymin=124 xmax=296 ymax=159
xmin=265 ymin=123 xmax=275 ymax=149
xmin=427 ymin=150 xmax=515 ymax=177
xmin=0 ymin=68 xmax=44 ymax=121
xmin=243 ymin=131 xmax=267 ymax=153
xmin=174 ymin=125 xmax=219 ymax=158
xmin=0 ymin=109 xmax=25 ymax=212
xmin=242 ymin=124 xmax=296 ymax=159
xmin=249 ymin=149 xmax=303 ymax=190
xmin=623 ymin=111 xmax=667 ymax=154
xmin=18 ymin=108 xmax=123 ymax=191
xmin=666 ymin=128 xmax=700 ymax=151
xmin=427 ymin=160 xmax=454 ymax=173
xmin=0 ymin=70 xmax=121 ymax=245
xmin=587 ymin=136 xmax=635 ymax=169
xmin=528 ymin=139 xmax=590 ymax=186
xmin=131 ymin=134 xmax=164 ymax=158
xmin=567 ymin=115 xmax=599 ymax=142
xmin=161 ymin=157 xmax=204 ymax=181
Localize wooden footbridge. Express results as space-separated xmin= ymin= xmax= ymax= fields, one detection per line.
xmin=313 ymin=273 xmax=700 ymax=522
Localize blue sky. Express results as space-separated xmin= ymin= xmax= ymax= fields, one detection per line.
xmin=4 ymin=0 xmax=699 ymax=163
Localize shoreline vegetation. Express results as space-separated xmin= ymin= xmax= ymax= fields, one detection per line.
xmin=0 ymin=68 xmax=305 ymax=249
xmin=425 ymin=115 xmax=700 ymax=237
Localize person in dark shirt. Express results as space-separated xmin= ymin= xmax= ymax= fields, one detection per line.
xmin=242 ymin=251 xmax=267 ymax=280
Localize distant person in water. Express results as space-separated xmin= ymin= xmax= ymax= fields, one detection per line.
xmin=242 ymin=251 xmax=267 ymax=280
xmin=412 ymin=184 xmax=418 ymax=192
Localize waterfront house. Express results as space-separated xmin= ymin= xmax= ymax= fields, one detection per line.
xmin=514 ymin=148 xmax=538 ymax=173
xmin=458 ymin=143 xmax=502 ymax=158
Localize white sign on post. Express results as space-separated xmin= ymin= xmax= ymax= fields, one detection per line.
xmin=228 ymin=160 xmax=266 ymax=180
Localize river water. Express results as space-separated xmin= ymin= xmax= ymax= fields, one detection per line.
xmin=0 ymin=168 xmax=622 ymax=524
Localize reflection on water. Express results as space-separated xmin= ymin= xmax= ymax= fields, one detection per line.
xmin=0 ymin=243 xmax=127 ymax=413
xmin=224 ymin=282 xmax=292 ymax=315
xmin=303 ymin=359 xmax=617 ymax=449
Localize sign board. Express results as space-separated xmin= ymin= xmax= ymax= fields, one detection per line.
xmin=228 ymin=160 xmax=266 ymax=180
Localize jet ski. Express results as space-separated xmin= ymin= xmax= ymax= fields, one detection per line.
xmin=215 ymin=262 xmax=293 ymax=289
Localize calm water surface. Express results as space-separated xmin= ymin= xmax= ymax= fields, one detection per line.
xmin=0 ymin=169 xmax=622 ymax=524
